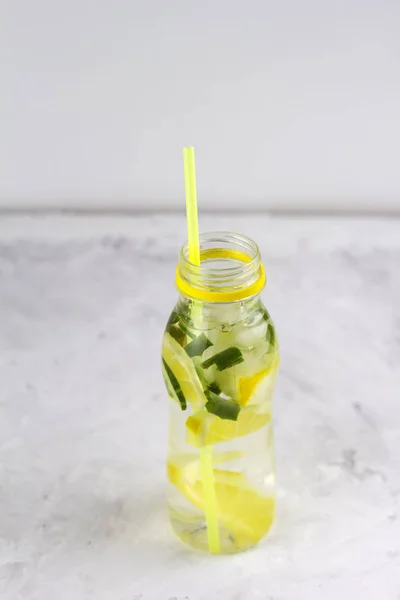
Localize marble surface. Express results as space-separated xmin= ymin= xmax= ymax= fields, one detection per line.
xmin=0 ymin=214 xmax=399 ymax=600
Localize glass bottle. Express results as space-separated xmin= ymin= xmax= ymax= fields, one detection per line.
xmin=161 ymin=232 xmax=279 ymax=554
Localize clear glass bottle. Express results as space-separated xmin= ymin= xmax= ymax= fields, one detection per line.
xmin=161 ymin=232 xmax=279 ymax=554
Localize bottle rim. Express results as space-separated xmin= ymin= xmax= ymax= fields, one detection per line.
xmin=176 ymin=231 xmax=266 ymax=303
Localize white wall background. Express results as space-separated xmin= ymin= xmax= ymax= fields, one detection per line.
xmin=2 ymin=0 xmax=400 ymax=212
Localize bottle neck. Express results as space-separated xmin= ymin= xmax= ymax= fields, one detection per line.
xmin=176 ymin=232 xmax=265 ymax=303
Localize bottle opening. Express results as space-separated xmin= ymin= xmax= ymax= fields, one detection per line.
xmin=176 ymin=232 xmax=265 ymax=302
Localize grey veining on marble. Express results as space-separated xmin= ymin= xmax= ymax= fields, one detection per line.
xmin=0 ymin=214 xmax=399 ymax=600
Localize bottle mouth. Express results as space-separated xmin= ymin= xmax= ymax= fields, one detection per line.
xmin=176 ymin=231 xmax=266 ymax=303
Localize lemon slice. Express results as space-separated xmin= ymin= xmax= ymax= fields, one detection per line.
xmin=186 ymin=406 xmax=271 ymax=447
xmin=238 ymin=351 xmax=280 ymax=407
xmin=238 ymin=368 xmax=268 ymax=407
xmin=162 ymin=333 xmax=207 ymax=409
xmin=168 ymin=454 xmax=275 ymax=548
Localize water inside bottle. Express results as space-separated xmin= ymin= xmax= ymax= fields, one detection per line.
xmin=162 ymin=298 xmax=279 ymax=553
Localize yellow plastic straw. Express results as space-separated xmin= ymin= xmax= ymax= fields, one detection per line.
xmin=183 ymin=147 xmax=200 ymax=265
xmin=183 ymin=146 xmax=220 ymax=553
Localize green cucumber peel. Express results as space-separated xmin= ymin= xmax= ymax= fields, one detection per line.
xmin=162 ymin=358 xmax=187 ymax=411
xmin=201 ymin=347 xmax=244 ymax=371
xmin=205 ymin=390 xmax=240 ymax=421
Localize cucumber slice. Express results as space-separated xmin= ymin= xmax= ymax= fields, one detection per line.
xmin=167 ymin=310 xmax=180 ymax=325
xmin=178 ymin=319 xmax=196 ymax=339
xmin=207 ymin=381 xmax=221 ymax=395
xmin=205 ymin=390 xmax=240 ymax=421
xmin=201 ymin=347 xmax=244 ymax=372
xmin=162 ymin=358 xmax=187 ymax=411
xmin=167 ymin=324 xmax=186 ymax=346
xmin=266 ymin=323 xmax=275 ymax=349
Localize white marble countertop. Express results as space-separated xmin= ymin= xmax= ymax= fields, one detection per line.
xmin=0 ymin=214 xmax=399 ymax=600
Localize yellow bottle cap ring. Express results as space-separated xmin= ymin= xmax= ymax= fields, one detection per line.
xmin=175 ymin=248 xmax=266 ymax=303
